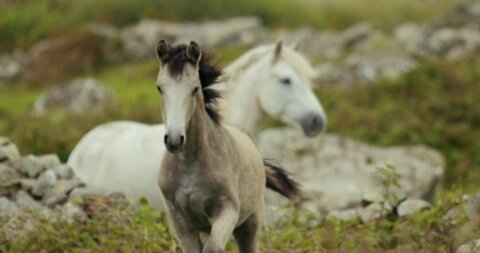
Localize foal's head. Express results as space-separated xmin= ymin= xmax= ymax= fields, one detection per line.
xmin=155 ymin=40 xmax=222 ymax=153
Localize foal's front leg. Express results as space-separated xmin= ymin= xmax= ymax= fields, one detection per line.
xmin=203 ymin=203 xmax=239 ymax=253
xmin=164 ymin=201 xmax=203 ymax=253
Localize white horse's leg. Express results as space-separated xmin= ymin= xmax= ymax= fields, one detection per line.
xmin=164 ymin=201 xmax=203 ymax=253
xmin=233 ymin=211 xmax=261 ymax=253
xmin=203 ymin=203 xmax=239 ymax=253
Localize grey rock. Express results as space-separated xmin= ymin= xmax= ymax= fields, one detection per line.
xmin=327 ymin=209 xmax=358 ymax=221
xmin=20 ymin=178 xmax=38 ymax=192
xmin=316 ymin=52 xmax=416 ymax=85
xmin=259 ymin=129 xmax=445 ymax=214
xmin=0 ymin=54 xmax=22 ymax=83
xmin=456 ymin=239 xmax=480 ymax=253
xmin=21 ymin=154 xmax=60 ymax=178
xmin=342 ymin=22 xmax=374 ymax=49
xmin=394 ymin=22 xmax=425 ymax=50
xmin=0 ymin=136 xmax=21 ymax=169
xmin=0 ymin=197 xmax=19 ymax=213
xmin=0 ymin=164 xmax=21 ymax=189
xmin=37 ymin=154 xmax=61 ymax=171
xmin=43 ymin=193 xmax=67 ymax=207
xmin=15 ymin=190 xmax=39 ymax=209
xmin=464 ymin=194 xmax=480 ymax=223
xmin=20 ymin=155 xmax=41 ymax=178
xmin=56 ymin=202 xmax=87 ymax=223
xmin=53 ymin=164 xmax=74 ymax=179
xmin=427 ymin=28 xmax=480 ymax=60
xmin=32 ymin=170 xmax=57 ymax=197
xmin=397 ymin=199 xmax=431 ymax=217
xmin=68 ymin=186 xmax=99 ymax=201
xmin=294 ymin=29 xmax=343 ymax=60
xmin=121 ymin=17 xmax=263 ymax=61
xmin=358 ymin=203 xmax=392 ymax=222
xmin=33 ymin=78 xmax=116 ymax=115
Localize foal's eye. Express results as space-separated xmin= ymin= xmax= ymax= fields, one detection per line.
xmin=156 ymin=86 xmax=162 ymax=94
xmin=192 ymin=87 xmax=200 ymax=96
xmin=280 ymin=78 xmax=291 ymax=85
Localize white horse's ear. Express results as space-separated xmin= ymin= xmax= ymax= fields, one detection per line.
xmin=273 ymin=41 xmax=282 ymax=62
xmin=156 ymin=40 xmax=169 ymax=63
xmin=186 ymin=41 xmax=202 ymax=67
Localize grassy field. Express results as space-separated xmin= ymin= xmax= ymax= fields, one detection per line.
xmin=1 ymin=1 xmax=479 ymax=252
xmin=0 ymin=189 xmax=477 ymax=252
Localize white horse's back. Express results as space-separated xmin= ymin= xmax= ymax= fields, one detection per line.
xmin=67 ymin=121 xmax=166 ymax=208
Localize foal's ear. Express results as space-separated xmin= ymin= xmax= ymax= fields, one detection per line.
xmin=156 ymin=40 xmax=169 ymax=63
xmin=273 ymin=41 xmax=282 ymax=62
xmin=186 ymin=41 xmax=201 ymax=64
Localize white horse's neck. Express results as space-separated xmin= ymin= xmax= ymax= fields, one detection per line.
xmin=220 ymin=57 xmax=271 ymax=134
xmin=219 ymin=46 xmax=274 ymax=134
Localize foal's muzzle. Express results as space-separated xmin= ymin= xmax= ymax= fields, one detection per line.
xmin=164 ymin=133 xmax=186 ymax=153
xmin=300 ymin=112 xmax=325 ymax=137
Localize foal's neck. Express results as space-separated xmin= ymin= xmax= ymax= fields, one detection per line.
xmin=183 ymin=98 xmax=217 ymax=161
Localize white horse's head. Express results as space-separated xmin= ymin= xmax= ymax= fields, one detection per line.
xmin=254 ymin=42 xmax=326 ymax=137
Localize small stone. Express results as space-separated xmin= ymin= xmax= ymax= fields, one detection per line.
xmin=21 ymin=155 xmax=42 ymax=178
xmin=15 ymin=190 xmax=38 ymax=209
xmin=33 ymin=78 xmax=116 ymax=115
xmin=358 ymin=203 xmax=392 ymax=222
xmin=43 ymin=193 xmax=67 ymax=207
xmin=57 ymin=202 xmax=87 ymax=223
xmin=0 ymin=136 xmax=21 ymax=168
xmin=342 ymin=22 xmax=373 ymax=48
xmin=32 ymin=170 xmax=57 ymax=197
xmin=464 ymin=194 xmax=480 ymax=223
xmin=54 ymin=178 xmax=84 ymax=196
xmin=327 ymin=209 xmax=358 ymax=221
xmin=456 ymin=239 xmax=480 ymax=253
xmin=36 ymin=154 xmax=61 ymax=170
xmin=68 ymin=187 xmax=99 ymax=201
xmin=0 ymin=54 xmax=22 ymax=82
xmin=397 ymin=199 xmax=431 ymax=217
xmin=20 ymin=178 xmax=38 ymax=192
xmin=0 ymin=164 xmax=21 ymax=188
xmin=53 ymin=164 xmax=74 ymax=179
xmin=21 ymin=154 xmax=61 ymax=178
xmin=0 ymin=197 xmax=19 ymax=213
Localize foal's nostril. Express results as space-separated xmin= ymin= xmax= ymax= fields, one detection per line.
xmin=164 ymin=135 xmax=169 ymax=145
xmin=179 ymin=135 xmax=185 ymax=145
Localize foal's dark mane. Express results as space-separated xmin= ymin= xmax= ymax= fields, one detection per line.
xmin=162 ymin=44 xmax=223 ymax=124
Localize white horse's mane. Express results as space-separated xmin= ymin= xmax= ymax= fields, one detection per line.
xmin=222 ymin=44 xmax=317 ymax=86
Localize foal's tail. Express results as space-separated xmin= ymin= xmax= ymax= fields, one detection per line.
xmin=263 ymin=159 xmax=302 ymax=201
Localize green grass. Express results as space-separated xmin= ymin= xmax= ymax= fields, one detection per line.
xmin=0 ymin=0 xmax=461 ymax=52
xmin=0 ymin=189 xmax=477 ymax=253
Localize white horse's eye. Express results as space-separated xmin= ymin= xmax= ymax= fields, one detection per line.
xmin=280 ymin=78 xmax=291 ymax=85
xmin=192 ymin=86 xmax=200 ymax=96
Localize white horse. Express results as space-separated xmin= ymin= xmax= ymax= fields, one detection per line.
xmin=68 ymin=42 xmax=326 ymax=208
